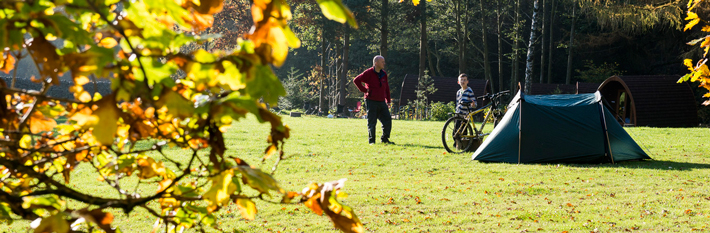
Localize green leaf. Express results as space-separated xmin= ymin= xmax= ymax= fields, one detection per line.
xmin=22 ymin=195 xmax=64 ymax=212
xmin=133 ymin=57 xmax=178 ymax=88
xmin=0 ymin=203 xmax=13 ymax=224
xmin=315 ymin=0 xmax=358 ymax=28
xmin=237 ymin=165 xmax=283 ymax=195
xmin=679 ymin=73 xmax=692 ymax=83
xmin=247 ymin=65 xmax=287 ymax=105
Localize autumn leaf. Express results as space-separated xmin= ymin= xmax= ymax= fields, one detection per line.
xmin=155 ymin=88 xmax=194 ymax=119
xmin=304 ymin=194 xmax=324 ymax=216
xmin=235 ymin=198 xmax=257 ymax=220
xmin=75 ymin=208 xmax=115 ymax=233
xmin=91 ymin=96 xmax=120 ymax=145
xmin=29 ymin=111 xmax=57 ymax=134
xmin=204 ymin=169 xmax=239 ymax=212
xmin=0 ymin=52 xmax=15 ymax=74
xmin=28 ymin=37 xmax=63 ymax=84
xmin=238 ymin=165 xmax=283 ymax=195
xmin=32 ymin=214 xmax=70 ymax=233
xmin=136 ymin=157 xmax=167 ymax=179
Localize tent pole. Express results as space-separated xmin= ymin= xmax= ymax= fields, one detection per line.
xmin=518 ymin=101 xmax=522 ymax=164
xmin=600 ymin=102 xmax=615 ymax=164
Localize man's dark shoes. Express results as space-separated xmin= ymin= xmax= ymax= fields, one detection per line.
xmin=382 ymin=140 xmax=395 ymax=145
xmin=369 ymin=141 xmax=375 ymax=145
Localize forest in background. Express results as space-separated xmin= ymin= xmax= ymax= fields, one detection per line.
xmin=3 ymin=0 xmax=705 ymax=113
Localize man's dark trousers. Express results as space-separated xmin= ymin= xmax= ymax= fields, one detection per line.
xmin=366 ymin=99 xmax=391 ymax=143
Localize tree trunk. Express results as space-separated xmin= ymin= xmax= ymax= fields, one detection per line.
xmin=547 ymin=0 xmax=556 ymax=83
xmin=497 ymin=0 xmax=503 ymax=92
xmin=456 ymin=0 xmax=465 ymax=74
xmin=480 ymin=0 xmax=494 ymax=93
xmin=419 ymin=1 xmax=427 ymax=78
xmin=539 ymin=0 xmax=548 ymax=83
xmin=319 ymin=30 xmax=325 ymax=113
xmin=565 ymin=1 xmax=576 ymax=85
xmin=524 ymin=0 xmax=541 ymax=94
xmin=463 ymin=1 xmax=469 ymax=75
xmin=381 ymin=0 xmax=389 ymax=58
xmin=427 ymin=46 xmax=438 ymax=77
xmin=340 ymin=26 xmax=349 ymax=106
xmin=510 ymin=0 xmax=520 ymax=92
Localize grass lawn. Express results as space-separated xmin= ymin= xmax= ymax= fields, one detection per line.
xmin=6 ymin=115 xmax=710 ymax=232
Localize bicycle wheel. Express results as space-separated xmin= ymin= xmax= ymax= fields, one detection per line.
xmin=442 ymin=116 xmax=475 ymax=153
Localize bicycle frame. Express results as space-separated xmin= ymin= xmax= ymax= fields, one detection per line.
xmin=453 ymin=91 xmax=508 ymax=140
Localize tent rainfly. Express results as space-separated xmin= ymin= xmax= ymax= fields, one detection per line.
xmin=472 ymin=91 xmax=651 ymax=164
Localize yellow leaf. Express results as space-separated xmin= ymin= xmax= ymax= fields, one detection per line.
xmin=33 ymin=214 xmax=70 ymax=233
xmin=700 ymin=64 xmax=710 ymax=76
xmin=235 ymin=198 xmax=257 ymax=220
xmin=412 ymin=0 xmax=420 ymax=5
xmin=91 ymin=96 xmax=120 ymax=145
xmin=98 ymin=37 xmax=118 ymax=48
xmin=685 ymin=18 xmax=700 ymax=31
xmin=19 ymin=135 xmax=32 ymax=149
xmin=703 ymin=25 xmax=710 ymax=32
xmin=685 ymin=12 xmax=698 ymax=21
xmin=684 ymin=59 xmax=694 ymax=69
xmin=204 ymin=169 xmax=238 ymax=212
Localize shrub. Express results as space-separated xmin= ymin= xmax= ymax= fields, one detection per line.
xmin=430 ymin=101 xmax=455 ymax=121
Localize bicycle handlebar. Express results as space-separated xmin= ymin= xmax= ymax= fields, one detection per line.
xmin=476 ymin=90 xmax=511 ymax=100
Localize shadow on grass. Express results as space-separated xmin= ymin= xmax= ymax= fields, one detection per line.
xmin=476 ymin=159 xmax=710 ymax=171
xmin=398 ymin=143 xmax=444 ymax=150
xmin=564 ymin=160 xmax=710 ymax=171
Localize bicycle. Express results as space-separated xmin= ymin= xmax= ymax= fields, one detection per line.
xmin=441 ymin=90 xmax=510 ymax=153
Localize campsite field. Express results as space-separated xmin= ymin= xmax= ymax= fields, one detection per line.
xmin=6 ymin=116 xmax=710 ymax=232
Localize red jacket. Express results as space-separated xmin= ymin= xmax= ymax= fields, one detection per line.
xmin=353 ymin=67 xmax=391 ymax=103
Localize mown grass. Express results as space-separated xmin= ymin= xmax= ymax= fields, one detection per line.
xmin=6 ymin=116 xmax=710 ymax=232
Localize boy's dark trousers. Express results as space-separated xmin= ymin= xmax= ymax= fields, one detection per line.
xmin=366 ymin=99 xmax=391 ymax=143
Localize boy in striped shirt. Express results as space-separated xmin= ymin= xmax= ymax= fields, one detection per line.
xmin=456 ymin=74 xmax=477 ymax=114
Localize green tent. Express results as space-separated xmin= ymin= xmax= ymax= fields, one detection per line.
xmin=472 ymin=91 xmax=651 ymax=164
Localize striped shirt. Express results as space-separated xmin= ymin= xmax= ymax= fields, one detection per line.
xmin=456 ymin=87 xmax=476 ymax=114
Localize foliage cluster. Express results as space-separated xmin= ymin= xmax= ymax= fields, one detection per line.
xmin=681 ymin=0 xmax=710 ymax=106
xmin=429 ymin=101 xmax=455 ymax=121
xmin=0 ymin=0 xmax=364 ymax=232
xmin=575 ymin=60 xmax=625 ymax=83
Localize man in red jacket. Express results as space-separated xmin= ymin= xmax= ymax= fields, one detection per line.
xmin=353 ymin=55 xmax=394 ymax=145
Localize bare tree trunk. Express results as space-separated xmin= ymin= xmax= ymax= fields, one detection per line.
xmin=427 ymin=46 xmax=438 ymax=77
xmin=539 ymin=0 xmax=548 ymax=83
xmin=381 ymin=0 xmax=389 ymax=58
xmin=524 ymin=0 xmax=541 ymax=94
xmin=565 ymin=1 xmax=576 ymax=85
xmin=456 ymin=0 xmax=465 ymax=74
xmin=340 ymin=26 xmax=349 ymax=106
xmin=510 ymin=0 xmax=520 ymax=92
xmin=547 ymin=0 xmax=556 ymax=83
xmin=497 ymin=0 xmax=503 ymax=92
xmin=319 ymin=31 xmax=325 ymax=113
xmin=419 ymin=0 xmax=427 ymax=78
xmin=480 ymin=0 xmax=494 ymax=93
